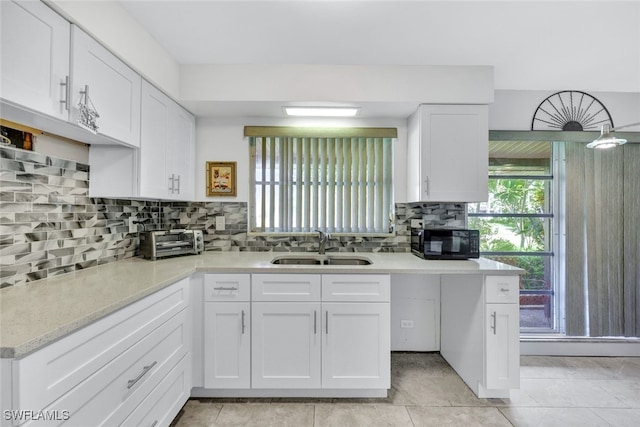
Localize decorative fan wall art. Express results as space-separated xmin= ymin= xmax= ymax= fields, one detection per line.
xmin=531 ymin=90 xmax=614 ymax=131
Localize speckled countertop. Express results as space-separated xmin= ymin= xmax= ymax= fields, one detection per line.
xmin=0 ymin=252 xmax=522 ymax=358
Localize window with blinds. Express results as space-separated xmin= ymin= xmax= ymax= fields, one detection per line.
xmin=246 ymin=127 xmax=395 ymax=234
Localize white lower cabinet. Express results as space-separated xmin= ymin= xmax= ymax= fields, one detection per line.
xmin=203 ymin=274 xmax=251 ymax=389
xmin=121 ymin=353 xmax=191 ymax=427
xmin=204 ymin=302 xmax=251 ymax=389
xmin=6 ymin=278 xmax=191 ymax=427
xmin=484 ymin=275 xmax=520 ymax=391
xmin=201 ymin=273 xmax=390 ymax=394
xmin=440 ymin=274 xmax=520 ymax=398
xmin=485 ymin=303 xmax=520 ymax=390
xmin=322 ymin=303 xmax=390 ymax=389
xmin=252 ymin=302 xmax=321 ymax=389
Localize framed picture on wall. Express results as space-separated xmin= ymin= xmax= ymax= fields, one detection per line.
xmin=206 ymin=161 xmax=237 ymax=197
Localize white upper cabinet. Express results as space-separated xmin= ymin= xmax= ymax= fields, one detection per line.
xmin=139 ymin=80 xmax=195 ymax=200
xmin=139 ymin=81 xmax=171 ymax=199
xmin=407 ymin=104 xmax=489 ymax=202
xmin=167 ymin=103 xmax=195 ymax=200
xmin=90 ymin=81 xmax=195 ymax=200
xmin=71 ymin=25 xmax=141 ymax=147
xmin=0 ymin=0 xmax=70 ymax=121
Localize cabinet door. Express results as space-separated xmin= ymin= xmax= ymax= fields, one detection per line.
xmin=322 ymin=303 xmax=390 ymax=389
xmin=71 ymin=26 xmax=141 ymax=147
xmin=252 ymin=302 xmax=321 ymax=389
xmin=485 ymin=303 xmax=520 ymax=390
xmin=167 ymin=105 xmax=195 ymax=200
xmin=0 ymin=0 xmax=70 ymax=120
xmin=409 ymin=104 xmax=488 ymax=202
xmin=139 ymin=80 xmax=170 ymax=199
xmin=204 ymin=302 xmax=250 ymax=389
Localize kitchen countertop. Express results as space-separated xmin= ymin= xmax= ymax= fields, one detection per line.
xmin=0 ymin=252 xmax=522 ymax=359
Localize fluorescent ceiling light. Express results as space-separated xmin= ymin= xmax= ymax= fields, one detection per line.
xmin=283 ymin=107 xmax=359 ymax=117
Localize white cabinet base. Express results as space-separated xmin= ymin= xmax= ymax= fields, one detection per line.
xmin=190 ymin=387 xmax=387 ymax=398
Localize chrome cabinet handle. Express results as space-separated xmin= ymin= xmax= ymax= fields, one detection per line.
xmin=491 ymin=311 xmax=497 ymax=335
xmin=213 ymin=286 xmax=238 ymax=291
xmin=425 ymin=177 xmax=430 ymax=196
xmin=60 ymin=76 xmax=70 ymax=111
xmin=175 ymin=175 xmax=180 ymax=194
xmin=127 ymin=361 xmax=157 ymax=389
xmin=150 ymin=421 xmax=158 ymax=427
xmin=500 ymin=287 xmax=510 ymax=292
xmin=241 ymin=310 xmax=246 ymax=334
xmin=314 ymin=310 xmax=317 ymax=334
xmin=168 ymin=175 xmax=174 ymax=193
xmin=325 ymin=311 xmax=329 ymax=334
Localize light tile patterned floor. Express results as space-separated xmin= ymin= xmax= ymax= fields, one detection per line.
xmin=171 ymin=353 xmax=640 ymax=426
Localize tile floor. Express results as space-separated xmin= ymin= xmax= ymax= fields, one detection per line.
xmin=171 ymin=353 xmax=640 ymax=426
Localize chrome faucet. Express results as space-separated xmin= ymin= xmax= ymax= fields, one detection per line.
xmin=316 ymin=229 xmax=331 ymax=254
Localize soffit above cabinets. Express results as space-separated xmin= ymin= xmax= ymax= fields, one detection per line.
xmin=178 ymin=64 xmax=494 ymax=119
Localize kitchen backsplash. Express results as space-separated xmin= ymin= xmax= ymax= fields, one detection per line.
xmin=0 ymin=145 xmax=465 ymax=288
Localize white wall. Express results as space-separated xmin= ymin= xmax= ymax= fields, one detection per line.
xmin=195 ymin=116 xmax=408 ymax=203
xmin=33 ymin=133 xmax=89 ymax=163
xmin=491 ymin=90 xmax=640 ymax=131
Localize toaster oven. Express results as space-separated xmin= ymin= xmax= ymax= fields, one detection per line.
xmin=139 ymin=229 xmax=204 ymax=260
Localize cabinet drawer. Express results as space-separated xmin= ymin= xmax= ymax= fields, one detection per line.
xmin=204 ymin=274 xmax=250 ymax=301
xmin=121 ymin=354 xmax=191 ymax=427
xmin=252 ymin=274 xmax=321 ymax=301
xmin=322 ymin=274 xmax=390 ymax=302
xmin=13 ymin=278 xmax=189 ymax=414
xmin=485 ymin=275 xmax=519 ymax=304
xmin=23 ymin=308 xmax=190 ymax=427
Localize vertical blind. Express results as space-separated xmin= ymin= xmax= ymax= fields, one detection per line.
xmin=248 ymin=132 xmax=394 ymax=234
xmin=565 ymin=142 xmax=640 ymax=337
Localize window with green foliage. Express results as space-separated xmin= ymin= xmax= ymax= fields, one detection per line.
xmin=468 ymin=140 xmax=557 ymax=331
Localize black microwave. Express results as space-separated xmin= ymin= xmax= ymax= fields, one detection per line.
xmin=411 ymin=229 xmax=480 ymax=260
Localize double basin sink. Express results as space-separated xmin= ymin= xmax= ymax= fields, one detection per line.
xmin=271 ymin=254 xmax=372 ymax=266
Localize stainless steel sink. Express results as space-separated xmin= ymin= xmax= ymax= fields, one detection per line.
xmin=324 ymin=256 xmax=372 ymax=265
xmin=271 ymin=256 xmax=324 ymax=265
xmin=270 ymin=255 xmax=372 ymax=266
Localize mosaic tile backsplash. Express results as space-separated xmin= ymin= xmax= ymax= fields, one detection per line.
xmin=0 ymin=145 xmax=465 ymax=288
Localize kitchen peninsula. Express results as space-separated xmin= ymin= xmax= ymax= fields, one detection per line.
xmin=0 ymin=252 xmax=522 ymax=426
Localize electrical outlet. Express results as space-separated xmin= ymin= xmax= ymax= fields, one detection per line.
xmin=128 ymin=217 xmax=136 ymax=233
xmin=400 ymin=320 xmax=414 ymax=329
xmin=410 ymin=219 xmax=423 ymax=228
xmin=215 ymin=216 xmax=226 ymax=231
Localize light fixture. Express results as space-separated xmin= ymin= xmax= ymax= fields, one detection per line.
xmin=587 ymin=121 xmax=640 ymax=149
xmin=283 ymin=107 xmax=359 ymax=117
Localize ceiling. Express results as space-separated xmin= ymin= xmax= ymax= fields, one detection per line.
xmin=114 ymin=0 xmax=640 ymax=119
